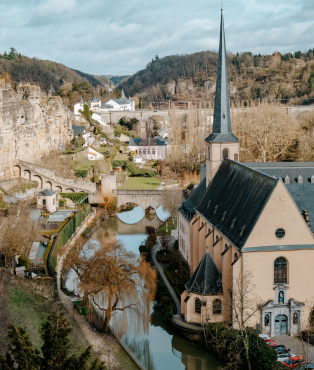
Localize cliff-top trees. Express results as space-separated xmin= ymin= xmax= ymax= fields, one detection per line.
xmin=66 ymin=241 xmax=157 ymax=333
xmin=0 ymin=312 xmax=105 ymax=370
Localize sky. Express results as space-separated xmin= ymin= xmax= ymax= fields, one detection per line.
xmin=0 ymin=0 xmax=313 ymax=76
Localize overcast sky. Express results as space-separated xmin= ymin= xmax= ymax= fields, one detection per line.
xmin=0 ymin=0 xmax=313 ymax=76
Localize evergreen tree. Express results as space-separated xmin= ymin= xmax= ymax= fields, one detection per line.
xmin=0 ymin=312 xmax=105 ymax=370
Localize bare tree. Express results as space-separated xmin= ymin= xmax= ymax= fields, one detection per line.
xmin=0 ymin=207 xmax=35 ymax=266
xmin=66 ymin=241 xmax=157 ymax=333
xmin=161 ymin=189 xmax=183 ymax=225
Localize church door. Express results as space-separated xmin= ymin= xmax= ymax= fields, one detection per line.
xmin=275 ymin=315 xmax=288 ymax=335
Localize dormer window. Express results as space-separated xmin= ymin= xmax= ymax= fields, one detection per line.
xmin=221 ymin=211 xmax=227 ymax=221
xmin=230 ymin=218 xmax=236 ymax=229
xmin=239 ymin=225 xmax=246 ymax=237
xmin=213 ymin=205 xmax=219 ymax=214
xmin=207 ymin=200 xmax=211 ymax=209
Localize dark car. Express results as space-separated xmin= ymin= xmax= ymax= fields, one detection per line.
xmin=299 ymin=364 xmax=314 ymax=370
xmin=273 ymin=345 xmax=291 ymax=353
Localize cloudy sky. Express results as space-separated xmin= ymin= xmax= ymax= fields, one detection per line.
xmin=0 ymin=0 xmax=313 ymax=76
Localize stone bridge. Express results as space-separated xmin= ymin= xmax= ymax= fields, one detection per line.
xmin=115 ymin=189 xmax=163 ymax=211
xmin=101 ymin=106 xmax=314 ymax=125
xmin=13 ymin=160 xmax=96 ymax=193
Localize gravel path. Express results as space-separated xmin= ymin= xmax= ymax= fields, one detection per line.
xmin=273 ymin=335 xmax=314 ymax=363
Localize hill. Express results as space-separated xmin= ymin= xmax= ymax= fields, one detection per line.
xmin=0 ymin=47 xmax=108 ymax=95
xmin=118 ymin=50 xmax=314 ymax=105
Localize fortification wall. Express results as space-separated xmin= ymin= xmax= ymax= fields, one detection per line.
xmin=0 ymin=86 xmax=74 ymax=180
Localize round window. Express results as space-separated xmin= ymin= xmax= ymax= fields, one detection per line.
xmin=275 ymin=228 xmax=285 ymax=239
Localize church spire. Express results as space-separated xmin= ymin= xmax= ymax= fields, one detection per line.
xmin=205 ymin=9 xmax=239 ymax=143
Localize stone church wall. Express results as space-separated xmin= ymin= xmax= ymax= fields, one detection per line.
xmin=0 ymin=84 xmax=74 ymax=180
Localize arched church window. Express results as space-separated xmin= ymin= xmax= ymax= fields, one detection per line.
xmin=213 ymin=299 xmax=222 ymax=315
xmin=274 ymin=257 xmax=287 ymax=284
xmin=264 ymin=314 xmax=270 ymax=326
xmin=222 ymin=148 xmax=229 ymax=159
xmin=195 ymin=298 xmax=202 ymax=314
xmin=234 ymin=253 xmax=238 ymax=261
xmin=293 ymin=312 xmax=299 ymax=324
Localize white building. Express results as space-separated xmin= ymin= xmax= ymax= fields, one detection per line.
xmin=129 ymin=137 xmax=168 ymax=161
xmin=37 ymin=189 xmax=57 ymax=213
xmin=87 ymin=147 xmax=103 ymax=161
xmin=101 ymin=90 xmax=135 ymax=112
xmin=72 ymin=125 xmax=90 ymax=143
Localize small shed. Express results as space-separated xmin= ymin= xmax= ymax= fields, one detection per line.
xmin=37 ymin=189 xmax=57 ymax=213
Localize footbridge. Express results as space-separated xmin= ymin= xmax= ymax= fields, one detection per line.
xmin=13 ymin=160 xmax=96 ymax=193
xmin=115 ymin=189 xmax=163 ymax=211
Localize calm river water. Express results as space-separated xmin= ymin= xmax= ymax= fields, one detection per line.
xmin=67 ymin=206 xmax=222 ymax=370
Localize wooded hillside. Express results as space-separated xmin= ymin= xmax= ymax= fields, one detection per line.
xmin=118 ymin=49 xmax=314 ymax=105
xmin=0 ymin=48 xmax=109 ymax=95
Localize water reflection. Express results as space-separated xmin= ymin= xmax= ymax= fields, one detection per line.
xmin=117 ymin=205 xmax=170 ymax=225
xmin=67 ymin=209 xmax=222 ymax=370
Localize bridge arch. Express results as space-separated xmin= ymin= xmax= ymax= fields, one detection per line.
xmin=13 ymin=165 xmax=21 ymax=178
xmin=44 ymin=181 xmax=52 ymax=190
xmin=23 ymin=169 xmax=31 ymax=180
xmin=32 ymin=175 xmax=43 ymax=188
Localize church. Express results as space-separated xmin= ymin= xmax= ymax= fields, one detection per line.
xmin=178 ymin=10 xmax=314 ymax=336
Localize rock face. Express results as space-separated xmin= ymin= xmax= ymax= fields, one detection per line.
xmin=0 ymin=82 xmax=73 ymax=179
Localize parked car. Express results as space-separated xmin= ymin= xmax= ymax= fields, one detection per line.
xmin=277 ymin=353 xmax=296 ymax=362
xmin=273 ymin=345 xmax=291 ymax=353
xmin=299 ymin=364 xmax=314 ymax=370
xmin=266 ymin=339 xmax=277 ymax=347
xmin=259 ymin=334 xmax=270 ymax=340
xmin=282 ymin=356 xmax=306 ymax=369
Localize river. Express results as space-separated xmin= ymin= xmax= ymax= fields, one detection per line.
xmin=67 ymin=206 xmax=222 ymax=370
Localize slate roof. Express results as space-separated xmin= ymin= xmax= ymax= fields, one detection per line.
xmin=286 ymin=183 xmax=314 ymax=232
xmin=129 ymin=136 xmax=168 ymax=146
xmin=178 ymin=178 xmax=206 ymax=221
xmin=196 ymin=159 xmax=278 ymax=250
xmin=245 ymin=162 xmax=314 ymax=184
xmin=205 ymin=10 xmax=239 ymax=144
xmin=72 ymin=125 xmax=86 ymax=136
xmin=112 ymin=98 xmax=133 ymax=105
xmin=185 ymin=251 xmax=222 ymax=295
xmin=91 ymin=97 xmax=99 ymax=102
xmin=39 ymin=189 xmax=56 ymax=196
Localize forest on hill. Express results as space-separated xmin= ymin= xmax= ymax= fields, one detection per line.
xmin=118 ymin=49 xmax=314 ymax=105
xmin=0 ymin=47 xmax=109 ymax=96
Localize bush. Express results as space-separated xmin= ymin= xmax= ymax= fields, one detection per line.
xmin=147 ymin=233 xmax=157 ymax=243
xmin=101 ymin=132 xmax=108 ymax=139
xmin=139 ymin=245 xmax=150 ymax=253
xmin=145 ymin=240 xmax=155 ymax=249
xmin=18 ymin=256 xmax=30 ymax=269
xmin=59 ymin=199 xmax=66 ymax=207
xmin=60 ymin=193 xmax=87 ymax=203
xmin=205 ymin=322 xmax=278 ymax=370
xmin=75 ymin=170 xmax=88 ymax=178
xmin=160 ymin=296 xmax=172 ymax=309
xmin=163 ymin=304 xmax=174 ymax=321
xmin=187 ymin=183 xmax=194 ymax=190
xmin=93 ymin=175 xmax=99 ymax=183
xmin=145 ymin=226 xmax=156 ymax=234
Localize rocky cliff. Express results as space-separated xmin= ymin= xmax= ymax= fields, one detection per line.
xmin=0 ymin=81 xmax=74 ymax=179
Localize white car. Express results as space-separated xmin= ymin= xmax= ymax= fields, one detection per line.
xmin=277 ymin=353 xmax=296 ymax=362
xmin=259 ymin=334 xmax=270 ymax=340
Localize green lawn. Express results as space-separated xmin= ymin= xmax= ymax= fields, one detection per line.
xmin=97 ymin=146 xmax=108 ymax=153
xmin=76 ymin=160 xmax=101 ymax=171
xmin=157 ymin=217 xmax=176 ymax=236
xmin=120 ymin=177 xmax=161 ymax=190
xmin=114 ymin=153 xmax=129 ymax=161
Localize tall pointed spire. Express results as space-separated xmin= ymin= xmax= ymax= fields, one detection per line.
xmin=121 ymin=89 xmax=126 ymax=99
xmin=205 ymin=9 xmax=239 ymax=143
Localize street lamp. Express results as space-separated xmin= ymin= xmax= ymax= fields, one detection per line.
xmin=107 ymin=349 xmax=111 ymax=370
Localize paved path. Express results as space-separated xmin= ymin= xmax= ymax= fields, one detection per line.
xmin=273 ymin=335 xmax=314 ymax=364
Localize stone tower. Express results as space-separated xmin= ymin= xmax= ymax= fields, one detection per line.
xmin=205 ymin=10 xmax=240 ymax=187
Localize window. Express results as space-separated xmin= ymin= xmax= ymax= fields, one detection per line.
xmin=152 ymin=149 xmax=155 ymax=155
xmin=275 ymin=228 xmax=285 ymax=239
xmin=274 ymin=257 xmax=287 ymax=284
xmin=293 ymin=312 xmax=299 ymax=324
xmin=43 ymin=199 xmax=46 ymax=205
xmin=208 ymin=147 xmax=211 ymax=160
xmin=148 ymin=149 xmax=150 ymax=155
xmin=234 ymin=154 xmax=239 ymax=162
xmin=234 ymin=253 xmax=238 ymax=261
xmin=143 ymin=149 xmax=146 ymax=155
xmin=222 ymin=148 xmax=229 ymax=159
xmin=195 ymin=298 xmax=202 ymax=314
xmin=213 ymin=299 xmax=222 ymax=315
xmin=264 ymin=314 xmax=270 ymax=326
xmin=53 ymin=198 xmax=55 ymax=205
xmin=139 ymin=150 xmax=142 ymax=154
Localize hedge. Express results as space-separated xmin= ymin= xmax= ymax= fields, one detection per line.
xmin=164 ymin=267 xmax=175 ymax=285
xmin=60 ymin=193 xmax=88 ymax=203
xmin=49 ymin=206 xmax=90 ymax=273
xmin=139 ymin=245 xmax=150 ymax=253
xmin=75 ymin=170 xmax=88 ymax=178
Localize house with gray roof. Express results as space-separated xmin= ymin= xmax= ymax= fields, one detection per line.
xmin=129 ymin=136 xmax=168 ymax=161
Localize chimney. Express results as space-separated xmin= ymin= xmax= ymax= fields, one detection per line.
xmin=302 ymin=210 xmax=311 ymax=229
xmin=297 ymin=175 xmax=303 ymax=184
